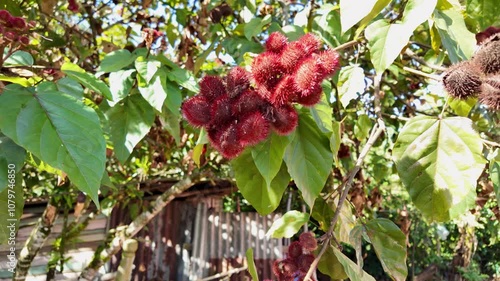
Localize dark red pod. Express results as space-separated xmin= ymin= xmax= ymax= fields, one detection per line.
xmin=270 ymin=104 xmax=299 ymax=135
xmin=210 ymin=96 xmax=233 ymax=126
xmin=272 ymin=75 xmax=300 ymax=106
xmin=226 ymin=66 xmax=250 ymax=98
xmin=253 ymin=51 xmax=284 ymax=89
xmin=237 ymin=111 xmax=270 ymax=146
xmin=280 ymin=41 xmax=306 ymax=73
xmin=199 ymin=75 xmax=226 ymax=101
xmin=266 ymin=32 xmax=288 ymax=53
xmin=181 ymin=96 xmax=211 ymax=127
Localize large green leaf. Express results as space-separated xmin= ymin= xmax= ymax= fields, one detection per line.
xmin=139 ymin=68 xmax=167 ymax=112
xmin=448 ymin=96 xmax=477 ymax=117
xmin=365 ymin=218 xmax=408 ymax=281
xmin=244 ymin=15 xmax=271 ymax=41
xmin=162 ymin=58 xmax=199 ymax=93
xmin=310 ymin=94 xmax=334 ymax=133
xmin=0 ymin=84 xmax=106 ymax=205
xmin=490 ymin=156 xmax=500 ymax=206
xmin=317 ymin=245 xmax=348 ymax=280
xmin=333 ymin=247 xmax=376 ymax=281
xmin=311 ymin=197 xmax=355 ymax=244
xmin=0 ymin=171 xmax=23 ymax=244
xmin=392 ymin=116 xmax=486 ymax=222
xmin=354 ymin=114 xmax=372 ymax=141
xmin=4 ymin=50 xmax=33 ymax=66
xmin=465 ymin=0 xmax=500 ymax=31
xmin=232 ymin=150 xmax=290 ymax=215
xmin=106 ymin=94 xmax=156 ymax=163
xmin=164 ymin=81 xmax=183 ymax=118
xmin=109 ymin=69 xmax=135 ymax=106
xmin=265 ymin=210 xmax=309 ymax=238
xmin=135 ymin=56 xmax=161 ymax=84
xmin=365 ymin=0 xmax=437 ymax=74
xmin=245 ymin=248 xmax=259 ymax=281
xmin=97 ymin=49 xmax=135 ymax=73
xmin=0 ymin=134 xmax=25 ymax=193
xmin=340 ymin=0 xmax=389 ymax=33
xmin=251 ymin=133 xmax=290 ymax=187
xmin=284 ymin=110 xmax=333 ymax=208
xmin=337 ymin=65 xmax=365 ymax=108
xmin=56 ymin=77 xmax=84 ymax=100
xmin=61 ymin=62 xmax=112 ymax=100
xmin=433 ymin=7 xmax=476 ymax=62
xmin=312 ymin=4 xmax=348 ymax=47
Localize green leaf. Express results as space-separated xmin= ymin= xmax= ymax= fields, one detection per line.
xmin=0 ymin=75 xmax=30 ymax=87
xmin=311 ymin=197 xmax=335 ymax=232
xmin=162 ymin=59 xmax=199 ymax=93
xmin=433 ymin=7 xmax=476 ymax=62
xmin=139 ymin=69 xmax=166 ymax=112
xmin=448 ymin=96 xmax=477 ymax=117
xmin=317 ymin=245 xmax=348 ymax=280
xmin=0 ymin=134 xmax=26 ymax=193
xmin=160 ymin=110 xmax=181 ymax=145
xmin=106 ymin=94 xmax=156 ymax=163
xmin=349 ymin=225 xmax=364 ymax=271
xmin=265 ymin=210 xmax=309 ymax=238
xmin=310 ymin=94 xmax=333 ymax=133
xmin=0 ymin=171 xmax=23 ymax=244
xmin=354 ymin=114 xmax=372 ymax=141
xmin=284 ymin=110 xmax=333 ymax=208
xmin=109 ymin=69 xmax=135 ymax=106
xmin=365 ymin=0 xmax=437 ymax=74
xmin=312 ymin=4 xmax=347 ymax=47
xmin=340 ymin=0 xmax=388 ymax=33
xmin=281 ymin=25 xmax=305 ymax=41
xmin=338 ymin=65 xmax=365 ymax=108
xmin=245 ymin=248 xmax=259 ymax=281
xmin=244 ymin=15 xmax=271 ymax=41
xmin=392 ymin=116 xmax=486 ymax=222
xmin=365 ymin=218 xmax=408 ymax=281
xmin=311 ymin=197 xmax=355 ymax=244
xmin=490 ymin=157 xmax=500 ymax=207
xmin=56 ymin=77 xmax=84 ymax=100
xmin=356 ymin=0 xmax=393 ymax=35
xmin=0 ymin=84 xmax=106 ymax=205
xmin=251 ymin=133 xmax=290 ymax=187
xmin=333 ymin=247 xmax=376 ymax=281
xmin=4 ymin=50 xmax=33 ymax=66
xmin=465 ymin=0 xmax=500 ymax=30
xmin=97 ymin=49 xmax=135 ymax=73
xmin=135 ymin=56 xmax=161 ymax=84
xmin=164 ymin=81 xmax=183 ymax=117
xmin=61 ymin=62 xmax=112 ymax=100
xmin=331 ymin=121 xmax=341 ymax=164
xmin=192 ymin=143 xmax=204 ymax=167
xmin=222 ymin=36 xmax=264 ymax=64
xmin=233 ymin=150 xmax=290 ymax=215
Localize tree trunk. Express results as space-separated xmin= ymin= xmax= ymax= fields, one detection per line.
xmin=450 ymin=222 xmax=477 ymax=281
xmin=78 ymin=173 xmax=198 ymax=280
xmin=15 ymin=203 xmax=58 ymax=280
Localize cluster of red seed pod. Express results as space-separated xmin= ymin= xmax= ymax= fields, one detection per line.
xmin=182 ymin=32 xmax=340 ymax=158
xmin=272 ymin=232 xmax=318 ymax=281
xmin=0 ymin=10 xmax=34 ymax=46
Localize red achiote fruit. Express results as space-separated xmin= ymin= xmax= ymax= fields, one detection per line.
xmin=226 ymin=66 xmax=250 ymax=98
xmin=232 ymin=89 xmax=267 ymax=116
xmin=280 ymin=41 xmax=306 ymax=73
xmin=4 ymin=31 xmax=17 ymax=41
xmin=298 ymin=33 xmax=321 ymax=56
xmin=270 ymin=104 xmax=298 ymax=135
xmin=297 ymin=254 xmax=315 ymax=272
xmin=295 ymin=84 xmax=323 ymax=106
xmin=199 ymin=75 xmax=226 ymax=101
xmin=237 ymin=111 xmax=270 ymax=146
xmin=272 ymin=75 xmax=300 ymax=106
xmin=288 ymin=241 xmax=303 ymax=259
xmin=217 ymin=123 xmax=244 ymax=158
xmin=181 ymin=96 xmax=211 ymax=127
xmin=9 ymin=17 xmax=26 ymax=31
xmin=210 ymin=96 xmax=233 ymax=126
xmin=0 ymin=10 xmax=12 ymax=25
xmin=266 ymin=32 xmax=288 ymax=53
xmin=299 ymin=232 xmax=318 ymax=251
xmin=317 ymin=49 xmax=340 ymax=79
xmin=18 ymin=36 xmax=29 ymax=45
xmin=252 ymin=51 xmax=283 ymax=89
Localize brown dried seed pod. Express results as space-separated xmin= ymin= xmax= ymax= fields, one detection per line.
xmin=472 ymin=34 xmax=500 ymax=74
xmin=479 ymin=77 xmax=500 ymax=111
xmin=442 ymin=61 xmax=482 ymax=99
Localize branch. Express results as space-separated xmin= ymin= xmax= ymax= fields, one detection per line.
xmin=303 ymin=119 xmax=386 ymax=281
xmin=333 ymin=39 xmax=362 ymax=52
xmin=404 ymin=49 xmax=447 ymax=72
xmin=78 ymin=172 xmax=200 ymax=280
xmin=197 ymin=266 xmax=248 ymax=281
xmin=402 ymin=66 xmax=441 ymax=81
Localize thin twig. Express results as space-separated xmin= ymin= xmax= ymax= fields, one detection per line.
xmin=333 ymin=39 xmax=361 ymax=52
xmin=197 ymin=266 xmax=248 ymax=281
xmin=402 ymin=66 xmax=441 ymax=81
xmin=404 ymin=49 xmax=447 ymax=72
xmin=482 ymin=139 xmax=500 ymax=147
xmin=303 ymin=119 xmax=386 ymax=281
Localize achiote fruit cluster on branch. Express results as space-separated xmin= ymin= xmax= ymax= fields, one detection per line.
xmin=182 ymin=32 xmax=340 ymax=158
xmin=0 ymin=10 xmax=34 ymax=46
xmin=271 ymin=232 xmax=318 ymax=281
xmin=442 ymin=29 xmax=500 ymax=111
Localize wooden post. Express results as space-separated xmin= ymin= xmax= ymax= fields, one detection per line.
xmin=116 ymin=239 xmax=138 ymax=281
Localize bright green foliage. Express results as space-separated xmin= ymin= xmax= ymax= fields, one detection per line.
xmin=337 ymin=65 xmax=366 ymax=108
xmin=317 ymin=245 xmax=348 ymax=280
xmin=0 ymin=84 xmax=105 ymax=205
xmin=365 ymin=0 xmax=437 ymax=73
xmin=61 ymin=62 xmax=112 ymax=100
xmin=245 ymin=248 xmax=259 ymax=281
xmin=333 ymin=246 xmax=376 ymax=281
xmin=393 ymin=116 xmax=486 ymax=221
xmin=340 ymin=0 xmax=390 ymax=33
xmin=232 ymin=150 xmax=290 ymax=215
xmin=4 ymin=50 xmax=33 ymax=67
xmin=109 ymin=69 xmax=136 ymax=106
xmin=97 ymin=49 xmax=136 ymax=73
xmin=365 ymin=218 xmax=408 ymax=281
xmin=105 ymin=94 xmax=156 ymax=163
xmin=251 ymin=133 xmax=290 ymax=187
xmin=284 ymin=110 xmax=333 ymax=208
xmin=265 ymin=210 xmax=309 ymax=238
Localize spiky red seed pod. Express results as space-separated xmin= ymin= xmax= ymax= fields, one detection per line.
xmin=299 ymin=232 xmax=318 ymax=251
xmin=280 ymin=41 xmax=306 ymax=73
xmin=442 ymin=61 xmax=482 ymax=99
xmin=210 ymin=96 xmax=233 ymax=126
xmin=181 ymin=96 xmax=211 ymax=127
xmin=252 ymin=52 xmax=283 ymax=89
xmin=273 ymin=259 xmax=299 ymax=278
xmin=272 ymin=75 xmax=300 ymax=105
xmin=238 ymin=111 xmax=270 ymax=146
xmin=266 ymin=32 xmax=288 ymax=53
xmin=476 ymin=26 xmax=500 ymax=45
xmin=288 ymin=241 xmax=303 ymax=259
xmin=294 ymin=57 xmax=321 ymax=92
xmin=226 ymin=66 xmax=250 ymax=98
xmin=295 ymin=83 xmax=323 ymax=106
xmin=317 ymin=49 xmax=340 ymax=79
xmin=199 ymin=75 xmax=226 ymax=101
xmin=68 ymin=0 xmax=80 ymax=12
xmin=298 ymin=33 xmax=321 ymax=55
xmin=18 ymin=35 xmax=29 ymax=45
xmin=479 ymin=78 xmax=500 ymax=110
xmin=4 ymin=31 xmax=17 ymax=41
xmin=0 ymin=10 xmax=12 ymax=25
xmin=270 ymin=104 xmax=298 ymax=135
xmin=9 ymin=17 xmax=26 ymax=31
xmin=297 ymin=254 xmax=315 ymax=272
xmin=232 ymin=89 xmax=267 ymax=116
xmin=472 ymin=35 xmax=500 ymax=75
xmin=218 ymin=123 xmax=244 ymax=158
xmin=256 ymin=84 xmax=273 ymax=100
